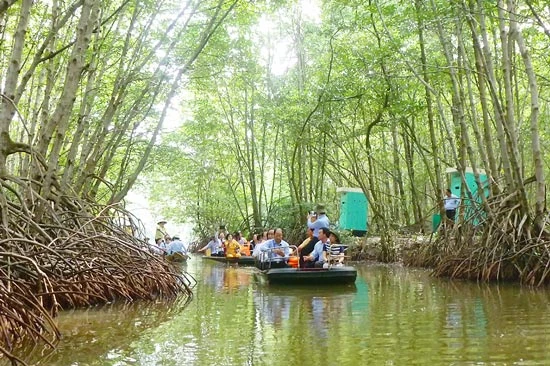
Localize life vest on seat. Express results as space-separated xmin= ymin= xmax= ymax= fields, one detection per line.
xmin=240 ymin=241 xmax=251 ymax=256
xmin=288 ymin=256 xmax=299 ymax=268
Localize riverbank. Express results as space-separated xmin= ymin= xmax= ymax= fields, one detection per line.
xmin=348 ymin=234 xmax=432 ymax=264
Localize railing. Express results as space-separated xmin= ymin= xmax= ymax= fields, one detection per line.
xmin=257 ymin=245 xmax=298 ymax=269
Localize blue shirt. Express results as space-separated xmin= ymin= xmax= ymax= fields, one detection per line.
xmin=310 ymin=240 xmax=328 ymax=262
xmin=167 ymin=239 xmax=187 ymax=255
xmin=308 ymin=214 xmax=330 ymax=237
xmin=206 ymin=239 xmax=222 ymax=254
xmin=261 ymin=239 xmax=290 ymax=261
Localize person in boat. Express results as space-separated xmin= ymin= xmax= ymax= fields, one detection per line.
xmin=163 ymin=236 xmax=172 ymax=253
xmin=252 ymin=234 xmax=264 ymax=258
xmin=304 ymin=227 xmax=330 ymax=268
xmin=328 ymin=231 xmax=345 ymax=266
xmin=151 ymin=238 xmax=166 ymax=254
xmin=167 ymin=235 xmax=188 ymax=257
xmin=235 ymin=231 xmax=246 ymax=245
xmin=225 ymin=234 xmax=242 ymax=259
xmin=307 ymin=204 xmax=330 ymax=241
xmin=218 ymin=232 xmax=226 ymax=253
xmin=155 ymin=219 xmax=169 ymax=242
xmin=252 ymin=229 xmax=272 ymax=258
xmin=260 ymin=228 xmax=291 ymax=269
xmin=297 ymin=227 xmax=317 ymax=268
xmin=249 ymin=233 xmax=258 ymax=252
xmin=198 ymin=236 xmax=224 ymax=256
xmin=234 ymin=231 xmax=251 ymax=256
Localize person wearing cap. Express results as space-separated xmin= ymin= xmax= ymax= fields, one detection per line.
xmin=155 ymin=220 xmax=169 ymax=242
xmin=307 ymin=204 xmax=330 ymax=239
xmin=167 ymin=235 xmax=188 ymax=257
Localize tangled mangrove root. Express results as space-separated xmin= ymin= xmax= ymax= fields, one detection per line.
xmin=426 ymin=190 xmax=550 ymax=286
xmin=0 ymin=175 xmax=194 ymax=365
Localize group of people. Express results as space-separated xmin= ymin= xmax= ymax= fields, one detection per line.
xmin=296 ymin=204 xmax=345 ymax=268
xmin=154 ymin=220 xmax=189 ymax=257
xmin=197 ymin=204 xmax=346 ymax=270
xmin=198 ymin=230 xmax=251 ymax=258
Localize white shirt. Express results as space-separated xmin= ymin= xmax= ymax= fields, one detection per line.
xmin=444 ymin=194 xmax=460 ymax=210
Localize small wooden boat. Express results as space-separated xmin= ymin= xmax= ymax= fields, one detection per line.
xmin=259 ymin=266 xmax=357 ymax=285
xmin=202 ymin=255 xmax=256 ymax=266
xmin=166 ymin=252 xmax=188 ymax=263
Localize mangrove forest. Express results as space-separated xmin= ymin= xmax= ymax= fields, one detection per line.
xmin=1 ymin=0 xmax=550 ymax=364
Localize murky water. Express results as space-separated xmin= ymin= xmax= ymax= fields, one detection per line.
xmin=22 ymin=258 xmax=550 ymax=365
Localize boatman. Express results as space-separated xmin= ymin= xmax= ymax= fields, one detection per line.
xmin=155 ymin=219 xmax=169 ymax=242
xmin=307 ymin=204 xmax=330 ymax=240
xmin=260 ymin=228 xmax=290 ymax=269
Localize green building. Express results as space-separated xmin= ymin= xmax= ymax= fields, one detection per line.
xmin=433 ymin=168 xmax=489 ymax=232
xmin=337 ymin=187 xmax=368 ymax=236
xmin=447 ymin=167 xmax=489 ymax=225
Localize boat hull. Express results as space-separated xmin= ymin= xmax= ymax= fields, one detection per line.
xmin=166 ymin=252 xmax=188 ymax=263
xmin=202 ymin=255 xmax=256 ymax=266
xmin=262 ymin=266 xmax=357 ymax=285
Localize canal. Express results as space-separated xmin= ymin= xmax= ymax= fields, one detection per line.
xmin=26 ymin=258 xmax=550 ymax=365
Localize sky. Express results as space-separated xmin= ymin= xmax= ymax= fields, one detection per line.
xmin=126 ymin=190 xmax=194 ymax=244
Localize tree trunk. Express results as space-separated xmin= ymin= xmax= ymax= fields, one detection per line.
xmin=38 ymin=0 xmax=98 ymax=205
xmin=0 ymin=0 xmax=33 ymax=175
xmin=510 ymin=0 xmax=544 ymax=219
xmin=414 ymin=0 xmax=442 ymax=204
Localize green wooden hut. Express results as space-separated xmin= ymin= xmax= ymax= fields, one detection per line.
xmin=433 ymin=168 xmax=489 ymax=232
xmin=337 ymin=187 xmax=368 ymax=236
xmin=446 ymin=167 xmax=489 ymax=225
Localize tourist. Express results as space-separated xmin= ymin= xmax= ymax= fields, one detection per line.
xmin=224 ymin=234 xmax=241 ymax=259
xmin=297 ymin=227 xmax=317 ymax=268
xmin=198 ymin=236 xmax=224 ymax=256
xmin=167 ymin=235 xmax=187 ymax=256
xmin=328 ymin=231 xmax=345 ymax=266
xmin=304 ymin=227 xmax=330 ymax=268
xmin=260 ymin=228 xmax=290 ymax=269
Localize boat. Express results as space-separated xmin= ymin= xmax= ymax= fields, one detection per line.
xmin=166 ymin=252 xmax=188 ymax=263
xmin=259 ymin=266 xmax=357 ymax=285
xmin=202 ymin=255 xmax=256 ymax=266
xmin=256 ymin=244 xmax=357 ymax=285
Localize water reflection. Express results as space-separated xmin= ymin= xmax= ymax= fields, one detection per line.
xmin=24 ymin=297 xmax=191 ymax=366
xmin=13 ymin=261 xmax=550 ymax=366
